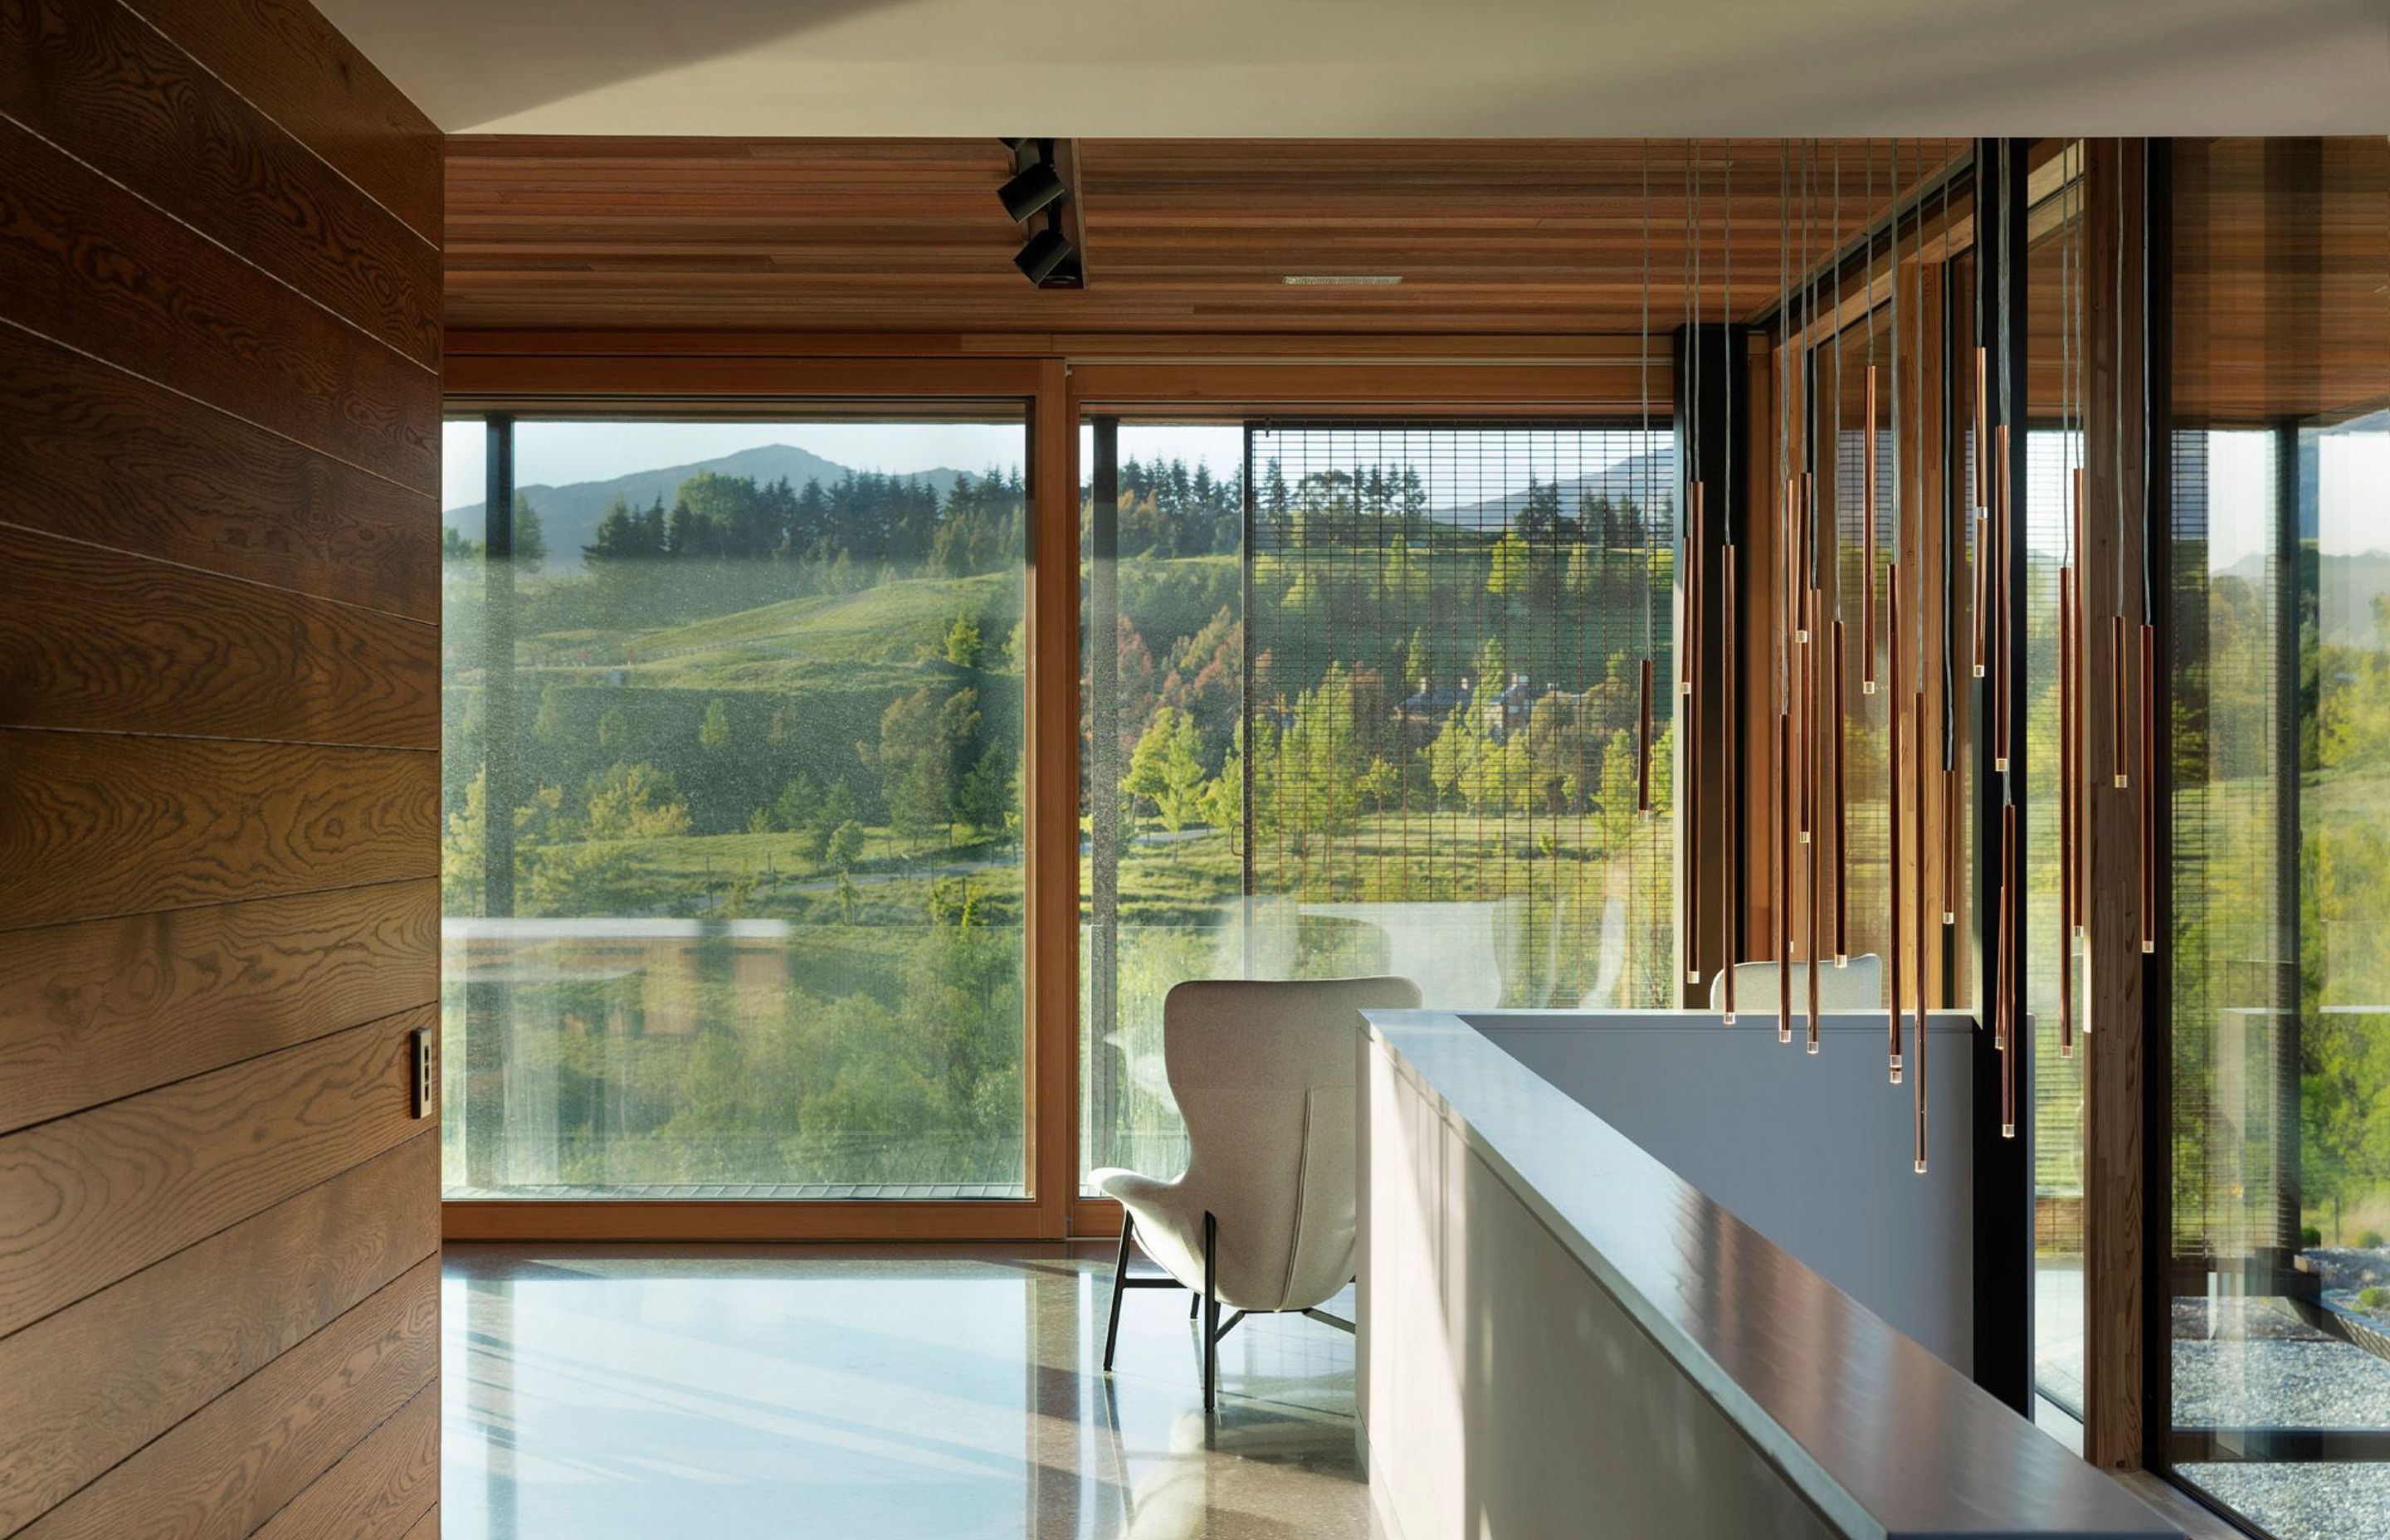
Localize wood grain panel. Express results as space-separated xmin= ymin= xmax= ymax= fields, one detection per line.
xmin=0 ymin=116 xmax=437 ymax=492
xmin=14 ymin=1257 xmax=438 ymax=1540
xmin=119 ymin=0 xmax=440 ymax=245
xmin=0 ymin=1133 xmax=437 ymax=1536
xmin=0 ymin=1006 xmax=431 ymax=1336
xmin=0 ymin=0 xmax=439 ymax=363
xmin=0 ymin=732 xmax=437 ymax=930
xmin=0 ymin=525 xmax=437 ymax=747
xmin=0 ymin=324 xmax=437 ymax=620
xmin=0 ymin=880 xmax=436 ymax=1135
xmin=401 ymin=1508 xmax=437 ymax=1540
xmin=0 ymin=0 xmax=440 ymax=1530
xmin=247 ymin=1383 xmax=438 ymax=1540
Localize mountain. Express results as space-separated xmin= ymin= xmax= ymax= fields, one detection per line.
xmin=2219 ymin=548 xmax=2390 ymax=650
xmin=443 ymin=444 xmax=973 ymax=571
xmin=1429 ymin=447 xmax=1680 ymax=529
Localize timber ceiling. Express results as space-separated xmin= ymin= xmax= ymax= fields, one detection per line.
xmin=443 ymin=137 xmax=1968 ymax=336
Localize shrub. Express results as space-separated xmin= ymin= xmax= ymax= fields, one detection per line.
xmin=2363 ymin=1231 xmax=2386 ymax=1250
xmin=2360 ymin=1286 xmax=2390 ymax=1313
xmin=2302 ymin=1225 xmax=2324 ymax=1249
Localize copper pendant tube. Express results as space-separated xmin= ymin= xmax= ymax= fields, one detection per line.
xmin=2071 ymin=468 xmax=2090 ymax=944
xmin=2058 ymin=563 xmax=2077 ymax=1058
xmin=1723 ymin=548 xmax=1739 ymax=1023
xmin=1805 ymin=582 xmax=1822 ymax=1054
xmin=1973 ymin=345 xmax=1991 ymax=522
xmin=2111 ymin=613 xmax=2131 ymax=789
xmin=1683 ymin=481 xmax=1703 ymax=699
xmin=1972 ymin=346 xmax=1990 ymax=680
xmin=1886 ymin=566 xmax=1905 ymax=1082
xmin=1778 ymin=710 xmax=1793 ymax=1044
xmin=2141 ymin=622 xmax=2158 ymax=953
xmin=1862 ymin=365 xmax=1880 ymax=695
xmin=1797 ymin=595 xmax=1816 ymax=846
xmin=1972 ymin=512 xmax=1990 ymax=680
xmin=1831 ymin=620 xmax=1849 ymax=962
xmin=1992 ymin=423 xmax=2012 ymax=773
xmin=1913 ymin=685 xmax=1931 ymax=1172
xmin=1944 ymin=765 xmax=1960 ymax=927
xmin=1636 ymin=657 xmax=1654 ymax=815
xmin=1685 ymin=482 xmax=1703 ymax=987
xmin=1796 ymin=475 xmax=1814 ymax=644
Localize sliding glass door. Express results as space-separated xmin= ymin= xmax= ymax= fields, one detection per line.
xmin=1079 ymin=420 xmax=1677 ymax=1187
xmin=441 ymin=414 xmax=1031 ymax=1199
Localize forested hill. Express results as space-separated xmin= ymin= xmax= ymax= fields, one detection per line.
xmin=443 ymin=444 xmax=969 ymax=571
xmin=1430 ymin=448 xmax=1677 ymax=530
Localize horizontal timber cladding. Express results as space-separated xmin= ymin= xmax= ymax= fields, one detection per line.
xmin=0 ymin=0 xmax=442 ymax=1535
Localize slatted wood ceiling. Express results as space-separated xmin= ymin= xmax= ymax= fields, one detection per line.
xmin=0 ymin=2 xmax=442 ymax=1537
xmin=445 ymin=136 xmax=1966 ymax=334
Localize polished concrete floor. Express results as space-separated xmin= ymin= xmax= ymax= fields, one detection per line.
xmin=441 ymin=1243 xmax=1380 ymax=1539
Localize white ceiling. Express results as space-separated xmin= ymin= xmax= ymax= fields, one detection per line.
xmin=323 ymin=0 xmax=2390 ymax=138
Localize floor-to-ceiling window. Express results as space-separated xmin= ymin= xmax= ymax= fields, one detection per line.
xmin=2164 ymin=136 xmax=2390 ymax=1540
xmin=1079 ymin=421 xmax=1676 ymax=1186
xmin=441 ymin=414 xmax=1031 ymax=1199
xmin=2027 ymin=141 xmax=2093 ymax=1425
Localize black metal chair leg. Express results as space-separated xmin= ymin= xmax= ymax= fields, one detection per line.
xmin=1189 ymin=1292 xmax=1199 ymax=1319
xmin=1102 ymin=1212 xmax=1135 ymax=1372
xmin=1201 ymin=1211 xmax=1219 ymax=1414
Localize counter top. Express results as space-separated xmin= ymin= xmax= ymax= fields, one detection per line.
xmin=1363 ymin=1007 xmax=2179 ymax=1540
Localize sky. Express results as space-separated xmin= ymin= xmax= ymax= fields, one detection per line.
xmin=441 ymin=418 xmax=1048 ymax=510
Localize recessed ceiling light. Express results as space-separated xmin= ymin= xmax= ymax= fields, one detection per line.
xmin=1281 ymin=274 xmax=1404 ymax=286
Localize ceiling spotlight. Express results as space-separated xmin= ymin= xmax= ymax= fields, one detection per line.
xmin=1014 ymin=227 xmax=1075 ymax=285
xmin=999 ymin=160 xmax=1067 ymax=223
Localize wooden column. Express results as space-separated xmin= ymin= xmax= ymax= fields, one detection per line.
xmin=1028 ymin=358 xmax=1082 ymax=1236
xmin=2083 ymin=137 xmax=2157 ymax=1471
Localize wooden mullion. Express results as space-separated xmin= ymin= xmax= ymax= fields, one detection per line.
xmin=1027 ymin=358 xmax=1080 ymax=1236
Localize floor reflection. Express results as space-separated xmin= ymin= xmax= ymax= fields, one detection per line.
xmin=442 ymin=1242 xmax=1376 ymax=1539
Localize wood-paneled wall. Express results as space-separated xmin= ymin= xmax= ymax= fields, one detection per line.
xmin=0 ymin=1 xmax=441 ymax=1535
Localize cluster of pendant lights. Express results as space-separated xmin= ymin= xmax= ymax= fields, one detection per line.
xmin=1636 ymin=140 xmax=2159 ymax=1172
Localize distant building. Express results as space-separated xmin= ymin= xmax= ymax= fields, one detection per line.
xmin=1393 ymin=675 xmax=1473 ymax=748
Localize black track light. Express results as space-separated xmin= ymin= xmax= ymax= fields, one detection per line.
xmin=1013 ymin=227 xmax=1074 ymax=285
xmin=999 ymin=160 xmax=1066 ymax=223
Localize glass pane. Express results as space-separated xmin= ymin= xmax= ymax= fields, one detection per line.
xmin=2169 ymin=135 xmax=2390 ymax=1540
xmin=442 ymin=417 xmax=1031 ymax=1197
xmin=1080 ymin=422 xmax=1677 ymax=1188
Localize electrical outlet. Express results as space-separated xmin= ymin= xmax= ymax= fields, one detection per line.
xmin=412 ymin=1027 xmax=435 ymax=1118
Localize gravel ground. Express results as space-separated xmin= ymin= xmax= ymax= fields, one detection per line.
xmin=2168 ymin=1263 xmax=2390 ymax=1538
xmin=2177 ymin=1464 xmax=2390 ymax=1540
xmin=2173 ymin=1295 xmax=2390 ymax=1428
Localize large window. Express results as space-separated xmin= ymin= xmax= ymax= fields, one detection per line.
xmin=441 ymin=416 xmax=1031 ymax=1198
xmin=1080 ymin=421 xmax=1676 ymax=1186
xmin=2164 ymin=137 xmax=2390 ymax=1539
xmin=2027 ymin=144 xmax=2092 ymax=1425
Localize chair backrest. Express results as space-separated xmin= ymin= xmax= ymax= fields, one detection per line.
xmin=1707 ymin=954 xmax=1885 ymax=1013
xmin=1163 ymin=975 xmax=1422 ymax=1313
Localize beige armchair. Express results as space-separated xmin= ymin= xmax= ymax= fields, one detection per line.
xmin=1091 ymin=975 xmax=1421 ymax=1411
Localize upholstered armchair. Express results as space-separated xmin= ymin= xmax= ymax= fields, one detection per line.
xmin=1090 ymin=975 xmax=1422 ymax=1411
